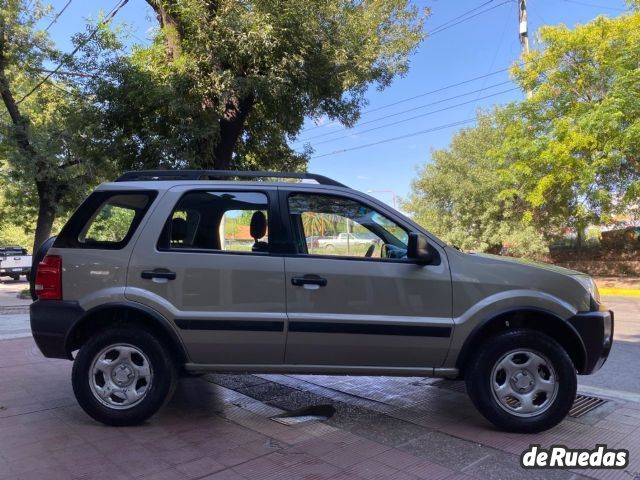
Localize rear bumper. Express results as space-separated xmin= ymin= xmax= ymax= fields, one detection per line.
xmin=30 ymin=300 xmax=84 ymax=360
xmin=567 ymin=308 xmax=614 ymax=375
xmin=0 ymin=267 xmax=30 ymax=275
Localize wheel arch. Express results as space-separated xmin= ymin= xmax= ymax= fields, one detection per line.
xmin=456 ymin=308 xmax=587 ymax=376
xmin=65 ymin=302 xmax=189 ymax=363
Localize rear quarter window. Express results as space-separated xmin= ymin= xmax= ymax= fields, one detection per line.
xmin=54 ymin=191 xmax=157 ymax=250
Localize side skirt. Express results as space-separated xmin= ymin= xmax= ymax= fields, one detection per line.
xmin=184 ymin=363 xmax=460 ymax=378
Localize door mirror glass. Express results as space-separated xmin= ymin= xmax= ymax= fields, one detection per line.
xmin=407 ymin=233 xmax=432 ymax=263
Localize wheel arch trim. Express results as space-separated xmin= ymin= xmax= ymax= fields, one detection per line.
xmin=454 ymin=306 xmax=588 ymax=375
xmin=64 ymin=301 xmax=189 ymax=362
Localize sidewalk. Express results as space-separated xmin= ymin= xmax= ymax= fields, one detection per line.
xmin=1 ymin=336 xmax=638 ymax=480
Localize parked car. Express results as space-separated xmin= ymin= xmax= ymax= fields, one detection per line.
xmin=317 ymin=232 xmax=376 ymax=250
xmin=30 ymin=170 xmax=613 ymax=432
xmin=0 ymin=245 xmax=31 ymax=281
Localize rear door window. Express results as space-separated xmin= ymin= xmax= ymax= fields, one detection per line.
xmin=158 ymin=191 xmax=270 ymax=254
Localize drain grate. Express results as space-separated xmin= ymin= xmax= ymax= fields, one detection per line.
xmin=569 ymin=394 xmax=608 ymax=418
xmin=430 ymin=382 xmax=607 ymax=418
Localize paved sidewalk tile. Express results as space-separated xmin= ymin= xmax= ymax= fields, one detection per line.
xmin=0 ymin=337 xmax=638 ymax=480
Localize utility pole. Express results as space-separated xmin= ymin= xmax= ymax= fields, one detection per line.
xmin=518 ymin=0 xmax=532 ymax=98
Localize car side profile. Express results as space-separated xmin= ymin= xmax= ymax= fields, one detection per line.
xmin=30 ymin=170 xmax=613 ymax=432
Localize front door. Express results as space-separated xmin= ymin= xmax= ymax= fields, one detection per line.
xmin=282 ymin=191 xmax=453 ymax=369
xmin=127 ymin=187 xmax=286 ymax=365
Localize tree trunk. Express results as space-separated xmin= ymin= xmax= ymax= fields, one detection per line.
xmin=576 ymin=227 xmax=584 ymax=249
xmin=146 ymin=1 xmax=182 ymax=60
xmin=32 ymin=181 xmax=57 ymax=254
xmin=1 ymin=18 xmax=56 ymax=254
xmin=212 ymin=94 xmax=255 ymax=169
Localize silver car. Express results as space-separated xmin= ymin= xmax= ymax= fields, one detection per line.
xmin=30 ymin=170 xmax=613 ymax=432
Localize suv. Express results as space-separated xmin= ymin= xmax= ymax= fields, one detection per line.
xmin=30 ymin=170 xmax=613 ymax=432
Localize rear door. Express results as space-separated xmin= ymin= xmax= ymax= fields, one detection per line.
xmin=282 ymin=190 xmax=453 ymax=369
xmin=126 ymin=185 xmax=287 ymax=365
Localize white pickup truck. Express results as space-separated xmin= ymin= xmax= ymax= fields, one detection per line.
xmin=0 ymin=246 xmax=31 ymax=281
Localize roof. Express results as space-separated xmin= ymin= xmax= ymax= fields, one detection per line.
xmin=115 ymin=170 xmax=348 ymax=188
xmin=97 ymin=179 xmax=351 ymax=193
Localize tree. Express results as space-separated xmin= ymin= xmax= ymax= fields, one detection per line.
xmin=0 ymin=1 xmax=119 ymax=251
xmin=404 ymin=111 xmax=548 ymax=256
xmin=91 ymin=0 xmax=426 ymax=171
xmin=408 ymin=4 xmax=640 ymax=256
xmin=504 ymin=4 xmax=640 ymax=245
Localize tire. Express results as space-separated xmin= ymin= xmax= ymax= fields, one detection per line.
xmin=465 ymin=329 xmax=576 ymax=433
xmin=72 ymin=327 xmax=177 ymax=426
xmin=10 ymin=274 xmax=19 ymax=281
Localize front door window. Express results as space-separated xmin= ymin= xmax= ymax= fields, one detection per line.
xmin=288 ymin=193 xmax=409 ymax=259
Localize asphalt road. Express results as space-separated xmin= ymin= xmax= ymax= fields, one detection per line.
xmin=1 ymin=279 xmax=638 ymax=396
xmin=578 ymin=294 xmax=640 ymax=399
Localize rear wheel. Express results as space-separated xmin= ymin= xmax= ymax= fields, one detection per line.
xmin=465 ymin=329 xmax=576 ymax=433
xmin=9 ymin=274 xmax=19 ymax=281
xmin=72 ymin=327 xmax=177 ymax=426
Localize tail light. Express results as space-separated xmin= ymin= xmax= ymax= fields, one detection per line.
xmin=35 ymin=255 xmax=62 ymax=300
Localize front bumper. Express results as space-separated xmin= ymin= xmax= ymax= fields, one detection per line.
xmin=30 ymin=300 xmax=84 ymax=359
xmin=567 ymin=307 xmax=614 ymax=375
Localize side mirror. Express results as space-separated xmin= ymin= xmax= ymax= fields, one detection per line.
xmin=407 ymin=233 xmax=432 ymax=264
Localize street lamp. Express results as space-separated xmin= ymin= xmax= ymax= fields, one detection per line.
xmin=367 ymin=189 xmax=398 ymax=209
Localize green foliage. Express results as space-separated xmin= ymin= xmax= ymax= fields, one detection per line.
xmin=87 ymin=0 xmax=426 ymax=170
xmin=404 ymin=112 xmax=548 ymax=257
xmin=83 ymin=205 xmax=135 ymax=243
xmin=0 ymin=0 xmax=125 ymax=250
xmin=408 ymin=8 xmax=640 ymax=256
xmin=1 ymin=0 xmax=426 ymax=251
xmin=505 ymin=9 xmax=640 ymax=239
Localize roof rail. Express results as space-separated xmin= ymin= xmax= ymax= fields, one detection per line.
xmin=115 ymin=170 xmax=348 ymax=188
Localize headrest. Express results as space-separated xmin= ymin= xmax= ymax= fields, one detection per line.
xmin=250 ymin=211 xmax=267 ymax=240
xmin=171 ymin=217 xmax=188 ymax=242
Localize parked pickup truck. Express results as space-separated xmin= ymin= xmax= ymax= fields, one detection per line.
xmin=317 ymin=232 xmax=378 ymax=250
xmin=0 ymin=246 xmax=31 ymax=281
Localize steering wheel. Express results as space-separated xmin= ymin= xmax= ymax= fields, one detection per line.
xmin=364 ymin=243 xmax=376 ymax=258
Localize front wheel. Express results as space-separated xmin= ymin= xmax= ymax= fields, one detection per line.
xmin=465 ymin=329 xmax=576 ymax=433
xmin=72 ymin=327 xmax=177 ymax=426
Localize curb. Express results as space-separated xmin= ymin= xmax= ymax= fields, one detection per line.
xmin=600 ymin=288 xmax=640 ymax=296
xmin=578 ymin=384 xmax=640 ymax=404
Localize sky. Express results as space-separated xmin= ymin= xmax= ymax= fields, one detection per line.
xmin=41 ymin=0 xmax=630 ymax=207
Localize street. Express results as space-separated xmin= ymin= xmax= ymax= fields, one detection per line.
xmin=579 ymin=295 xmax=640 ymax=399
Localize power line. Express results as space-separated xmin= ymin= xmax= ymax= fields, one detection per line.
xmin=426 ymin=0 xmax=494 ymax=33
xmin=297 ymin=80 xmax=515 ymax=143
xmin=309 ymin=87 xmax=518 ymax=147
xmin=311 ymin=119 xmax=476 ymax=159
xmin=429 ymin=1 xmax=515 ymax=36
xmin=562 ymin=0 xmax=627 ymax=12
xmin=302 ymin=66 xmax=516 ymax=135
xmin=15 ymin=0 xmax=129 ymax=107
xmin=44 ymin=0 xmax=73 ymax=32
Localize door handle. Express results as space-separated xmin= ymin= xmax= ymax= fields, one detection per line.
xmin=141 ymin=269 xmax=176 ymax=280
xmin=291 ymin=275 xmax=327 ymax=288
